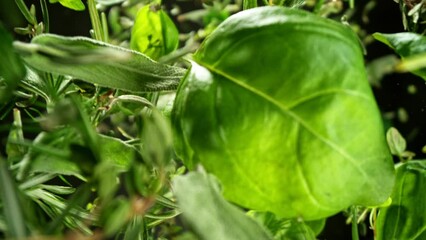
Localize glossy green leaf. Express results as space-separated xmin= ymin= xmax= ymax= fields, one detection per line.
xmin=51 ymin=0 xmax=85 ymax=11
xmin=130 ymin=4 xmax=179 ymax=60
xmin=172 ymin=6 xmax=394 ymax=220
xmin=14 ymin=34 xmax=186 ymax=92
xmin=375 ymin=160 xmax=426 ymax=240
xmin=173 ymin=171 xmax=273 ymax=240
xmin=373 ymin=32 xmax=426 ymax=80
xmin=0 ymin=24 xmax=26 ymax=103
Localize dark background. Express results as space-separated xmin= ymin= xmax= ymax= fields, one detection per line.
xmin=1 ymin=0 xmax=425 ymax=239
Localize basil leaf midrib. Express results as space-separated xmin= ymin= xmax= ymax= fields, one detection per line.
xmin=200 ymin=62 xmax=381 ymax=195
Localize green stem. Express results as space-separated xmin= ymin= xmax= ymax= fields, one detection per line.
xmin=243 ymin=0 xmax=257 ymax=9
xmin=352 ymin=206 xmax=360 ymax=240
xmin=15 ymin=0 xmax=37 ymax=25
xmin=101 ymin=12 xmax=109 ymax=42
xmin=40 ymin=0 xmax=50 ymax=33
xmin=87 ymin=0 xmax=103 ymax=41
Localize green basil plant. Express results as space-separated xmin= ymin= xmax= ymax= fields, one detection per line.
xmin=172 ymin=6 xmax=395 ymax=220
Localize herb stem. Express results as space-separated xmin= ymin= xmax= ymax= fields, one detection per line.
xmin=351 ymin=206 xmax=360 ymax=240
xmin=87 ymin=0 xmax=104 ymax=41
xmin=101 ymin=12 xmax=109 ymax=42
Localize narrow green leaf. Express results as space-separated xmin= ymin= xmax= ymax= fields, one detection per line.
xmin=14 ymin=34 xmax=186 ymax=92
xmin=173 ymin=171 xmax=273 ymax=240
xmin=373 ymin=32 xmax=426 ymax=80
xmin=45 ymin=183 xmax=92 ymax=234
xmin=15 ymin=0 xmax=37 ymax=24
xmin=123 ymin=216 xmax=145 ymax=240
xmin=130 ymin=4 xmax=179 ymax=60
xmin=375 ymin=160 xmax=426 ymax=240
xmin=0 ymin=24 xmax=26 ymax=103
xmin=40 ymin=0 xmax=50 ymax=32
xmin=0 ymin=156 xmax=26 ymax=238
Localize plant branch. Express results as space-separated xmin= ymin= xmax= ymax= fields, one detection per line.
xmin=15 ymin=0 xmax=37 ymax=25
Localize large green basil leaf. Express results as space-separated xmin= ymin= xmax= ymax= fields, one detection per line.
xmin=14 ymin=34 xmax=186 ymax=92
xmin=172 ymin=6 xmax=394 ymax=220
xmin=173 ymin=171 xmax=273 ymax=240
xmin=375 ymin=160 xmax=426 ymax=240
xmin=130 ymin=4 xmax=179 ymax=60
xmin=373 ymin=32 xmax=426 ymax=80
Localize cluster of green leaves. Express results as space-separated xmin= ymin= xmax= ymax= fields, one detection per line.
xmin=0 ymin=0 xmax=425 ymax=240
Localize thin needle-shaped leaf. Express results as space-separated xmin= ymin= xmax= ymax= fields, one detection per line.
xmin=40 ymin=0 xmax=49 ymax=32
xmin=0 ymin=156 xmax=26 ymax=238
xmin=14 ymin=34 xmax=186 ymax=92
xmin=14 ymin=0 xmax=37 ymax=24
